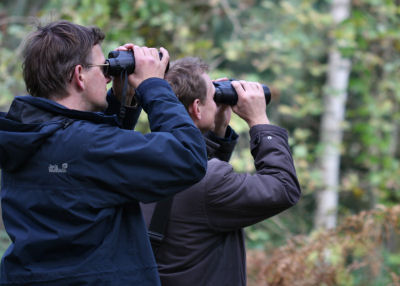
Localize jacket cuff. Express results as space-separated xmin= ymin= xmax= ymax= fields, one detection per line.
xmin=204 ymin=126 xmax=238 ymax=162
xmin=105 ymin=89 xmax=142 ymax=130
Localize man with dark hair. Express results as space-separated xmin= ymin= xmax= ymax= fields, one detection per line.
xmin=141 ymin=57 xmax=301 ymax=286
xmin=0 ymin=21 xmax=207 ymax=285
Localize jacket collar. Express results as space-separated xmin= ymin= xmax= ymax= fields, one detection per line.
xmin=6 ymin=96 xmax=120 ymax=126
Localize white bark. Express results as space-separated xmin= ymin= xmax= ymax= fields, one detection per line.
xmin=314 ymin=0 xmax=352 ymax=229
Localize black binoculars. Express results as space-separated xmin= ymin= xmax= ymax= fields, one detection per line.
xmin=104 ymin=51 xmax=270 ymax=106
xmin=213 ymin=80 xmax=271 ymax=106
xmin=104 ymin=50 xmax=168 ymax=76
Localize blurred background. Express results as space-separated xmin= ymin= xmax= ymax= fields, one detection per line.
xmin=0 ymin=0 xmax=399 ymax=285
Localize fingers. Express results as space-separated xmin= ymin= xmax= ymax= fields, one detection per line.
xmin=159 ymin=47 xmax=170 ymax=66
xmin=127 ymin=45 xmax=170 ymax=88
xmin=232 ymin=80 xmax=263 ymax=97
xmin=117 ymin=44 xmax=168 ymax=62
xmin=137 ymin=47 xmax=158 ymax=57
xmin=231 ymin=80 xmax=248 ymax=103
xmin=213 ymin=77 xmax=230 ymax=82
xmin=133 ymin=46 xmax=158 ymax=67
xmin=149 ymin=47 xmax=159 ymax=58
xmin=133 ymin=46 xmax=166 ymax=61
xmin=113 ymin=44 xmax=170 ymax=88
xmin=231 ymin=80 xmax=269 ymax=127
xmin=237 ymin=81 xmax=262 ymax=92
xmin=116 ymin=43 xmax=135 ymax=51
xmin=133 ymin=45 xmax=144 ymax=57
xmin=231 ymin=80 xmax=245 ymax=96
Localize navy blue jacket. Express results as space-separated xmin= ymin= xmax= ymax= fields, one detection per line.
xmin=0 ymin=78 xmax=207 ymax=285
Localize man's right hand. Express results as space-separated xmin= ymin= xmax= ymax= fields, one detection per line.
xmin=231 ymin=81 xmax=270 ymax=128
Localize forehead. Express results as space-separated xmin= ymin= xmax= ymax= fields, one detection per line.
xmin=90 ymin=44 xmax=105 ymax=61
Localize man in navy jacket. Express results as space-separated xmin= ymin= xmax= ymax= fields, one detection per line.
xmin=0 ymin=21 xmax=207 ymax=285
xmin=142 ymin=57 xmax=301 ymax=286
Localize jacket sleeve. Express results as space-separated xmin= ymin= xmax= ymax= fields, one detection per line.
xmin=104 ymin=89 xmax=142 ymax=130
xmin=203 ymin=124 xmax=301 ymax=231
xmin=203 ymin=126 xmax=238 ymax=162
xmin=75 ymin=78 xmax=207 ymax=206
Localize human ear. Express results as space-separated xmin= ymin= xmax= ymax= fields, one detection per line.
xmin=188 ymin=99 xmax=202 ymax=121
xmin=71 ymin=65 xmax=85 ymax=90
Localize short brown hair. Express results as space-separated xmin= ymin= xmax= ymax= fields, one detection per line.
xmin=165 ymin=57 xmax=209 ymax=110
xmin=22 ymin=20 xmax=105 ymax=99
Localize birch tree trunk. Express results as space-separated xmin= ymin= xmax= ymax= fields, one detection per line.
xmin=314 ymin=0 xmax=352 ymax=229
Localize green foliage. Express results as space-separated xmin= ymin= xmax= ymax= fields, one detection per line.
xmin=340 ymin=0 xmax=400 ymax=211
xmin=1 ymin=1 xmax=400 ymax=280
xmin=0 ymin=230 xmax=11 ymax=258
xmin=0 ymin=20 xmax=30 ymax=111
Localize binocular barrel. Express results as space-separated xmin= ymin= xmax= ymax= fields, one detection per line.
xmin=213 ymin=81 xmax=271 ymax=106
xmin=105 ymin=50 xmax=136 ymax=76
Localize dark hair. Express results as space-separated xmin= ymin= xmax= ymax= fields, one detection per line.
xmin=22 ymin=20 xmax=105 ymax=99
xmin=165 ymin=57 xmax=209 ymax=110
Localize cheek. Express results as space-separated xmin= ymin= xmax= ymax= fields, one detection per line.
xmin=213 ymin=102 xmax=218 ymax=114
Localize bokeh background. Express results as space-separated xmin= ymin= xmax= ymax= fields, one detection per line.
xmin=1 ymin=0 xmax=400 ymax=285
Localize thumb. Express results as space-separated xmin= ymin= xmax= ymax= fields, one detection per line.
xmin=159 ymin=47 xmax=170 ymax=66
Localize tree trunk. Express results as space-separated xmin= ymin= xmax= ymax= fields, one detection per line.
xmin=314 ymin=0 xmax=352 ymax=229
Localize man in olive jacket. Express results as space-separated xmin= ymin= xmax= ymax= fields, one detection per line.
xmin=141 ymin=57 xmax=301 ymax=286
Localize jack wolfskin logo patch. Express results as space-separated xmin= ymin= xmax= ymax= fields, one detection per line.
xmin=48 ymin=163 xmax=68 ymax=173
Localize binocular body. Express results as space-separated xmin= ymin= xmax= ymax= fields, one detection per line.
xmin=105 ymin=50 xmax=167 ymax=76
xmin=105 ymin=50 xmax=136 ymax=76
xmin=213 ymin=80 xmax=271 ymax=106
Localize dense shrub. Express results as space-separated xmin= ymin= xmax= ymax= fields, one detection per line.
xmin=247 ymin=205 xmax=400 ymax=286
